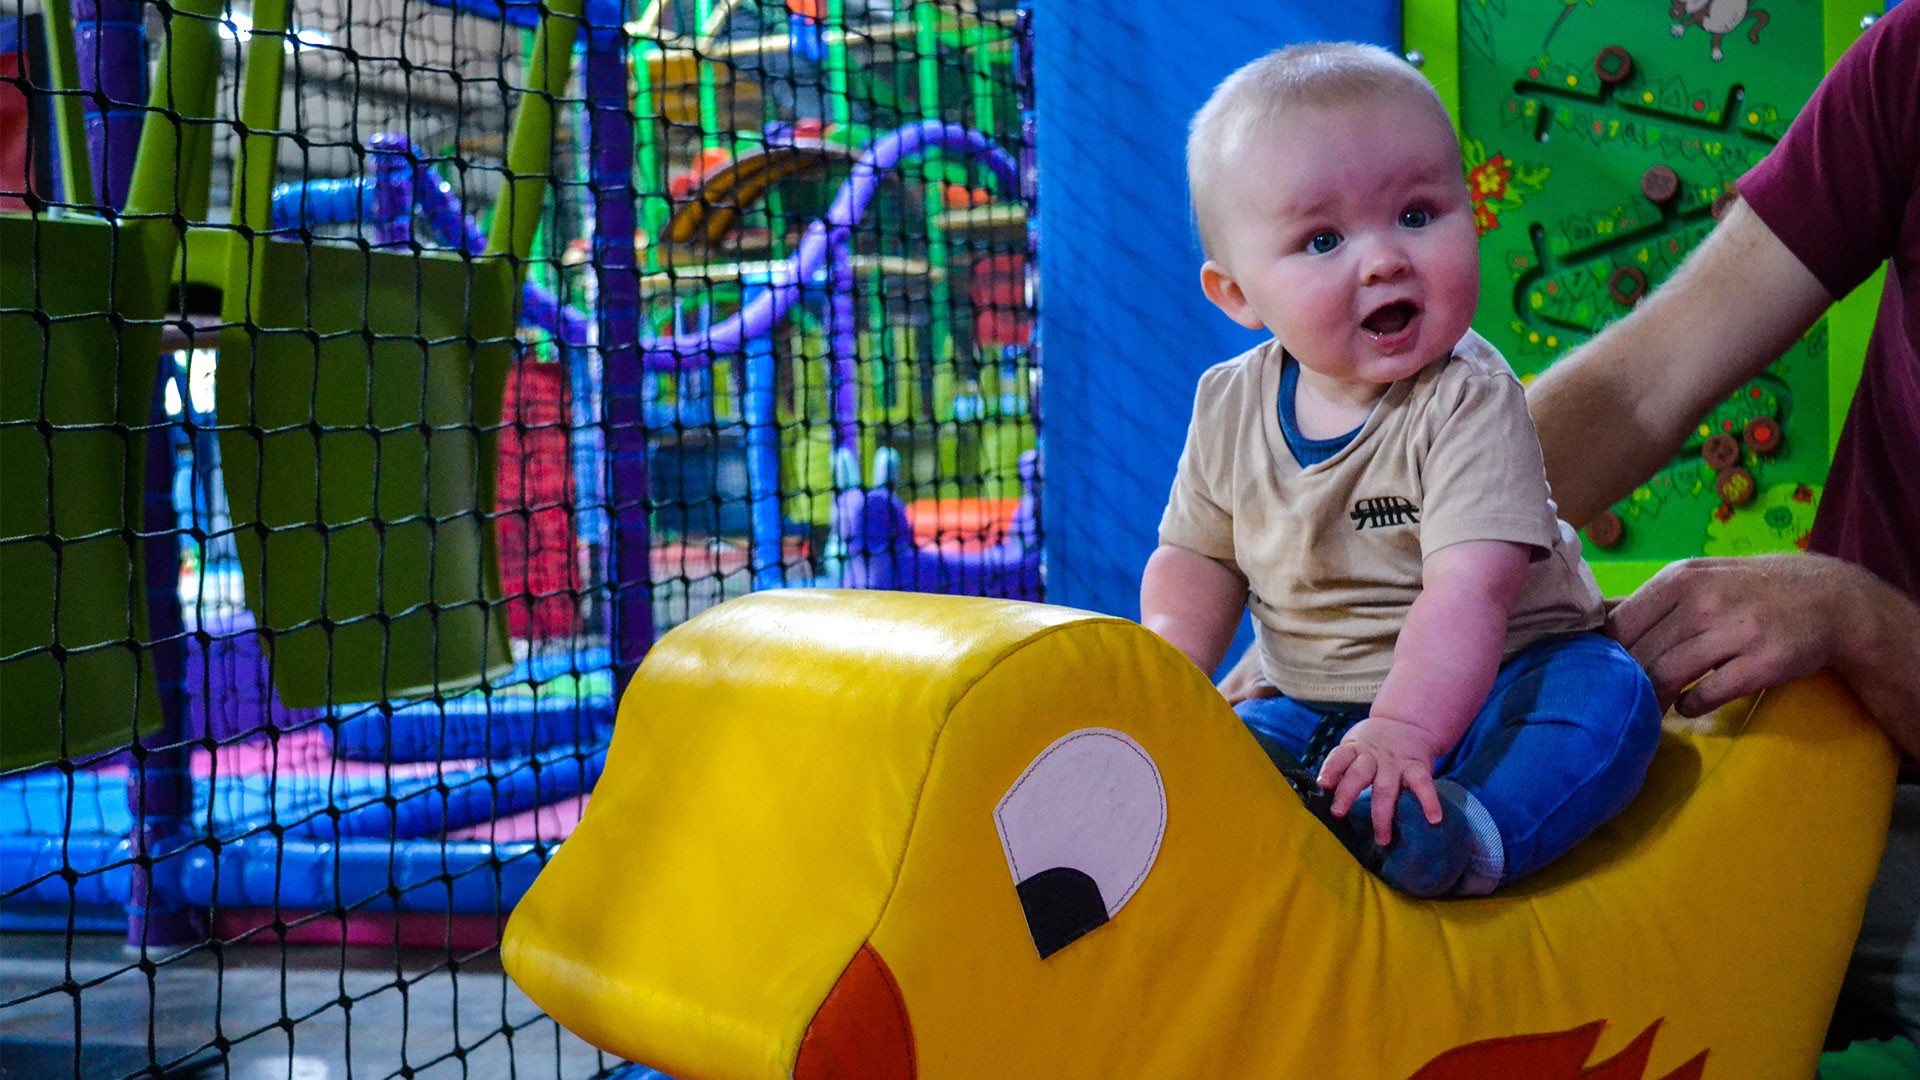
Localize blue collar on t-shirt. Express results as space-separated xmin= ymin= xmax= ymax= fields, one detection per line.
xmin=1278 ymin=353 xmax=1365 ymax=467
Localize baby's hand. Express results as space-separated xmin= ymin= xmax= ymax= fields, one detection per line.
xmin=1317 ymin=716 xmax=1446 ymax=846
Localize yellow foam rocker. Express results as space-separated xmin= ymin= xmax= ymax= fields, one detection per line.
xmin=504 ymin=591 xmax=1896 ymax=1079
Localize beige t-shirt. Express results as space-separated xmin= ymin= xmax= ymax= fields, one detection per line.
xmin=1158 ymin=335 xmax=1603 ymax=703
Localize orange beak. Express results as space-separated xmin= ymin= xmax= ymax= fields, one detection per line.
xmin=795 ymin=943 xmax=916 ymax=1080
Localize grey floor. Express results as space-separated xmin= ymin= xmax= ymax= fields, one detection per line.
xmin=1 ymin=933 xmax=627 ymax=1080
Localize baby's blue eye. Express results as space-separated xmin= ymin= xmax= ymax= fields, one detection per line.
xmin=1400 ymin=207 xmax=1432 ymax=228
xmin=1307 ymin=231 xmax=1341 ymax=254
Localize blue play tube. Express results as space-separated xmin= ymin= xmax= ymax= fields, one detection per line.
xmin=1 ymin=761 xmax=587 ymax=920
xmin=739 ymin=276 xmax=784 ymax=590
xmin=410 ymin=0 xmax=547 ymax=29
xmin=2 ymin=833 xmax=138 ymax=908
xmin=327 ymin=647 xmax=615 ymax=762
xmin=287 ymin=743 xmax=608 ymax=840
xmin=331 ymin=694 xmax=612 ymax=763
xmin=269 ymin=177 xmax=378 ymax=231
xmin=0 ymin=833 xmax=553 ymax=913
xmin=1 ymin=738 xmax=606 ymax=847
xmin=171 ymin=837 xmax=553 ymax=912
xmin=1 ymin=767 xmax=397 ymax=837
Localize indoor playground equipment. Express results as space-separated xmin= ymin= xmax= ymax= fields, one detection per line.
xmin=16 ymin=0 xmax=1914 ymax=1076
xmin=0 ymin=0 xmax=222 ymax=767
xmin=0 ymin=0 xmax=608 ymax=947
xmin=2 ymin=0 xmax=1038 ymax=975
xmin=506 ymin=589 xmax=1897 ymax=1079
xmin=273 ymin=115 xmax=1039 ymax=600
xmin=634 ymin=118 xmax=1040 ymax=599
xmin=623 ymin=0 xmax=1036 ymax=596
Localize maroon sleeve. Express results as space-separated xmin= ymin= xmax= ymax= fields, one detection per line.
xmin=1736 ymin=2 xmax=1920 ymax=300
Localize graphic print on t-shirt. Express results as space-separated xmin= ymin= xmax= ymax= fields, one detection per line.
xmin=1350 ymin=496 xmax=1421 ymax=530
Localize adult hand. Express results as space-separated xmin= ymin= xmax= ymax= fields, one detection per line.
xmin=1607 ymin=554 xmax=1851 ymax=718
xmin=1317 ymin=715 xmax=1446 ymax=845
xmin=1215 ymin=647 xmax=1280 ymax=705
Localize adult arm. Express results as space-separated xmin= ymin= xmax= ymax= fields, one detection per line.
xmin=1319 ymin=539 xmax=1532 ymax=843
xmin=1141 ymin=543 xmax=1248 ymax=678
xmin=1526 ymin=198 xmax=1833 ymax=530
xmin=1530 ymin=199 xmax=1920 ymax=752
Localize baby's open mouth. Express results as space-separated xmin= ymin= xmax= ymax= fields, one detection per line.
xmin=1361 ymin=300 xmax=1419 ymax=336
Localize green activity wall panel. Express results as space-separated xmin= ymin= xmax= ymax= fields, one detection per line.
xmin=1406 ymin=0 xmax=1886 ymax=595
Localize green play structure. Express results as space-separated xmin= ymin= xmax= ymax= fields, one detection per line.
xmin=0 ymin=0 xmax=225 ymax=767
xmin=200 ymin=0 xmax=584 ymax=707
xmin=1 ymin=0 xmax=588 ymax=763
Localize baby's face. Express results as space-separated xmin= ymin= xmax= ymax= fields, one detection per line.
xmin=1205 ymin=90 xmax=1480 ymax=400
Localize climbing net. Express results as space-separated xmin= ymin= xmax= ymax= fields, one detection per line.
xmin=0 ymin=0 xmax=1034 ymax=1075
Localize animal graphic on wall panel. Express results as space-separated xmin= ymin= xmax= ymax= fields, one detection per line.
xmin=1671 ymin=0 xmax=1772 ymax=60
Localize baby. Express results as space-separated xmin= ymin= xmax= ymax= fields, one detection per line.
xmin=1140 ymin=42 xmax=1662 ymax=897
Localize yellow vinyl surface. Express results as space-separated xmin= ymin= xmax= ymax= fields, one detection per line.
xmin=505 ymin=590 xmax=1896 ymax=1079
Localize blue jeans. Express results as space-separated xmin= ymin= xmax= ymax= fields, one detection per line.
xmin=1235 ymin=632 xmax=1661 ymax=887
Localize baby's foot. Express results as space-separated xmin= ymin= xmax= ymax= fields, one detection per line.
xmin=1253 ymin=736 xmax=1479 ymax=895
xmin=1345 ymin=780 xmax=1477 ymax=898
xmin=1253 ymin=736 xmax=1401 ymax=866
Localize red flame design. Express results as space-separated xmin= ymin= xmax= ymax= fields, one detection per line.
xmin=1411 ymin=1019 xmax=1706 ymax=1080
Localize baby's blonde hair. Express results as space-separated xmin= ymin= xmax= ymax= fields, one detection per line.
xmin=1187 ymin=42 xmax=1453 ymax=259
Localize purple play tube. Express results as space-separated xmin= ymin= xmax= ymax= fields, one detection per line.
xmin=640 ymin=122 xmax=1015 ymax=461
xmin=71 ymin=0 xmax=199 ymax=950
xmin=367 ymin=134 xmax=415 ymax=248
xmin=372 ymin=135 xmax=592 ymax=351
xmin=836 ymin=450 xmax=1043 ymax=600
xmin=580 ymin=0 xmax=651 ymax=681
xmin=70 ymin=0 xmax=144 ymax=208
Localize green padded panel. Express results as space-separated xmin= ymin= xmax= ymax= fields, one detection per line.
xmin=0 ymin=215 xmax=166 ymax=767
xmin=213 ymin=239 xmax=520 ymax=707
xmin=208 ymin=0 xmax=578 ymax=708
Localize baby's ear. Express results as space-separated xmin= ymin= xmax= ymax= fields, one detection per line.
xmin=1200 ymin=261 xmax=1265 ymax=330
